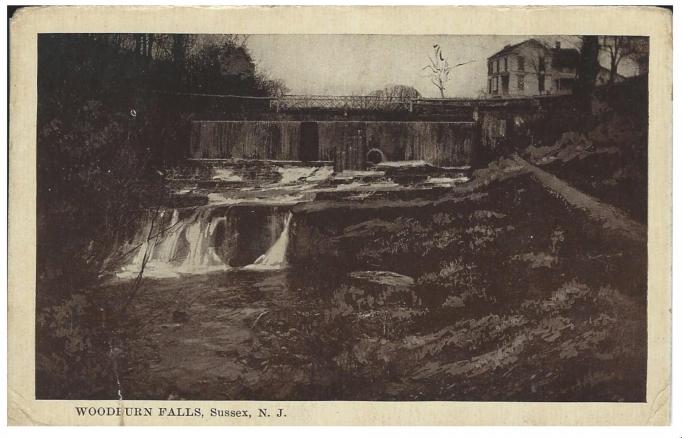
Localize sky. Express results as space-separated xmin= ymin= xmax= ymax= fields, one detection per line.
xmin=246 ymin=35 xmax=638 ymax=98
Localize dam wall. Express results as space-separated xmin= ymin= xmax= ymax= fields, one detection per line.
xmin=190 ymin=121 xmax=477 ymax=167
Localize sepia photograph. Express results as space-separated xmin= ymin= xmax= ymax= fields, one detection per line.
xmin=35 ymin=31 xmax=650 ymax=402
xmin=7 ymin=4 xmax=673 ymax=426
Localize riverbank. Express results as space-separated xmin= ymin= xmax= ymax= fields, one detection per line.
xmin=94 ymin=165 xmax=646 ymax=401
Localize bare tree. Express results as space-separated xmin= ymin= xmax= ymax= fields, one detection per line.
xmin=370 ymin=84 xmax=422 ymax=100
xmin=527 ymin=53 xmax=548 ymax=94
xmin=599 ymin=36 xmax=649 ymax=85
xmin=255 ymin=72 xmax=290 ymax=97
xmin=422 ymin=44 xmax=473 ymax=98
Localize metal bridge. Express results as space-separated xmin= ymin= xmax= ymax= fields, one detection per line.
xmin=269 ymin=94 xmax=565 ymax=112
xmin=146 ymin=89 xmax=569 ymax=114
xmin=270 ymin=95 xmax=416 ymax=112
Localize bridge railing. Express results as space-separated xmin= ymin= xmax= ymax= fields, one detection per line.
xmin=271 ymin=95 xmax=415 ymax=112
xmin=142 ymin=89 xmax=570 ymax=114
xmin=271 ymin=94 xmax=567 ymax=112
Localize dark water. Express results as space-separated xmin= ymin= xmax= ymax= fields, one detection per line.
xmin=112 ymin=265 xmax=430 ymax=401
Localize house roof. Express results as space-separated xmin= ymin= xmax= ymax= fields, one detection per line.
xmin=488 ymin=39 xmax=580 ymax=71
xmin=487 ymin=38 xmax=547 ymax=59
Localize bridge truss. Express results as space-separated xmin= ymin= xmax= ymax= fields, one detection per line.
xmin=271 ymin=95 xmax=415 ymax=112
xmin=144 ymin=89 xmax=569 ymax=114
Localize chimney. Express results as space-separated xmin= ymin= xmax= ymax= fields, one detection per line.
xmin=555 ymin=41 xmax=561 ymax=49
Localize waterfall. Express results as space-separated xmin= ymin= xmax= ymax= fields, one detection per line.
xmin=245 ymin=212 xmax=293 ymax=270
xmin=155 ymin=209 xmax=181 ymax=262
xmin=118 ymin=208 xmax=228 ymax=279
xmin=117 ymin=206 xmax=294 ymax=279
xmin=131 ymin=238 xmax=155 ymax=268
xmin=119 ymin=209 xmax=184 ymax=279
xmin=179 ymin=213 xmax=225 ymax=272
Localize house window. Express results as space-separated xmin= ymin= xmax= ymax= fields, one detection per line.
xmin=496 ymin=59 xmax=499 ymax=73
xmin=538 ymin=56 xmax=545 ymax=72
xmin=488 ymin=78 xmax=492 ymax=94
xmin=538 ymin=74 xmax=545 ymax=92
xmin=504 ymin=57 xmax=508 ymax=72
xmin=488 ymin=61 xmax=492 ymax=75
xmin=518 ymin=56 xmax=525 ymax=71
xmin=494 ymin=76 xmax=499 ymax=93
xmin=517 ymin=74 xmax=524 ymax=91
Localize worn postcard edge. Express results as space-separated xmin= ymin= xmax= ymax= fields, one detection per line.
xmin=7 ymin=5 xmax=672 ymax=426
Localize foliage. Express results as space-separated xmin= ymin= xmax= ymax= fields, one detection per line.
xmin=38 ymin=100 xmax=160 ymax=292
xmin=35 ymin=33 xmax=290 ymax=398
xmin=36 ymin=293 xmax=115 ymax=399
xmin=36 ymin=94 xmax=162 ymax=397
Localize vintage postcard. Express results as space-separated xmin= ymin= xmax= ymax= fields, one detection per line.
xmin=8 ymin=5 xmax=672 ymax=425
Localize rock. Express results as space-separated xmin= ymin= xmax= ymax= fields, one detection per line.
xmin=349 ymin=271 xmax=415 ymax=288
xmin=443 ymin=295 xmax=465 ymax=309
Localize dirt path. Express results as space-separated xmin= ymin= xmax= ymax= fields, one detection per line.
xmin=513 ymin=155 xmax=647 ymax=244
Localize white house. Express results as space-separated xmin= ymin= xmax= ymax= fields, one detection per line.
xmin=486 ymin=39 xmax=579 ymax=97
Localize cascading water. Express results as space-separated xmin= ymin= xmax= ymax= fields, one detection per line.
xmin=155 ymin=209 xmax=182 ymax=262
xmin=118 ymin=207 xmax=228 ymax=279
xmin=119 ymin=209 xmax=180 ymax=279
xmin=179 ymin=212 xmax=225 ymax=273
xmin=117 ymin=206 xmax=294 ymax=279
xmin=244 ymin=212 xmax=293 ymax=270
